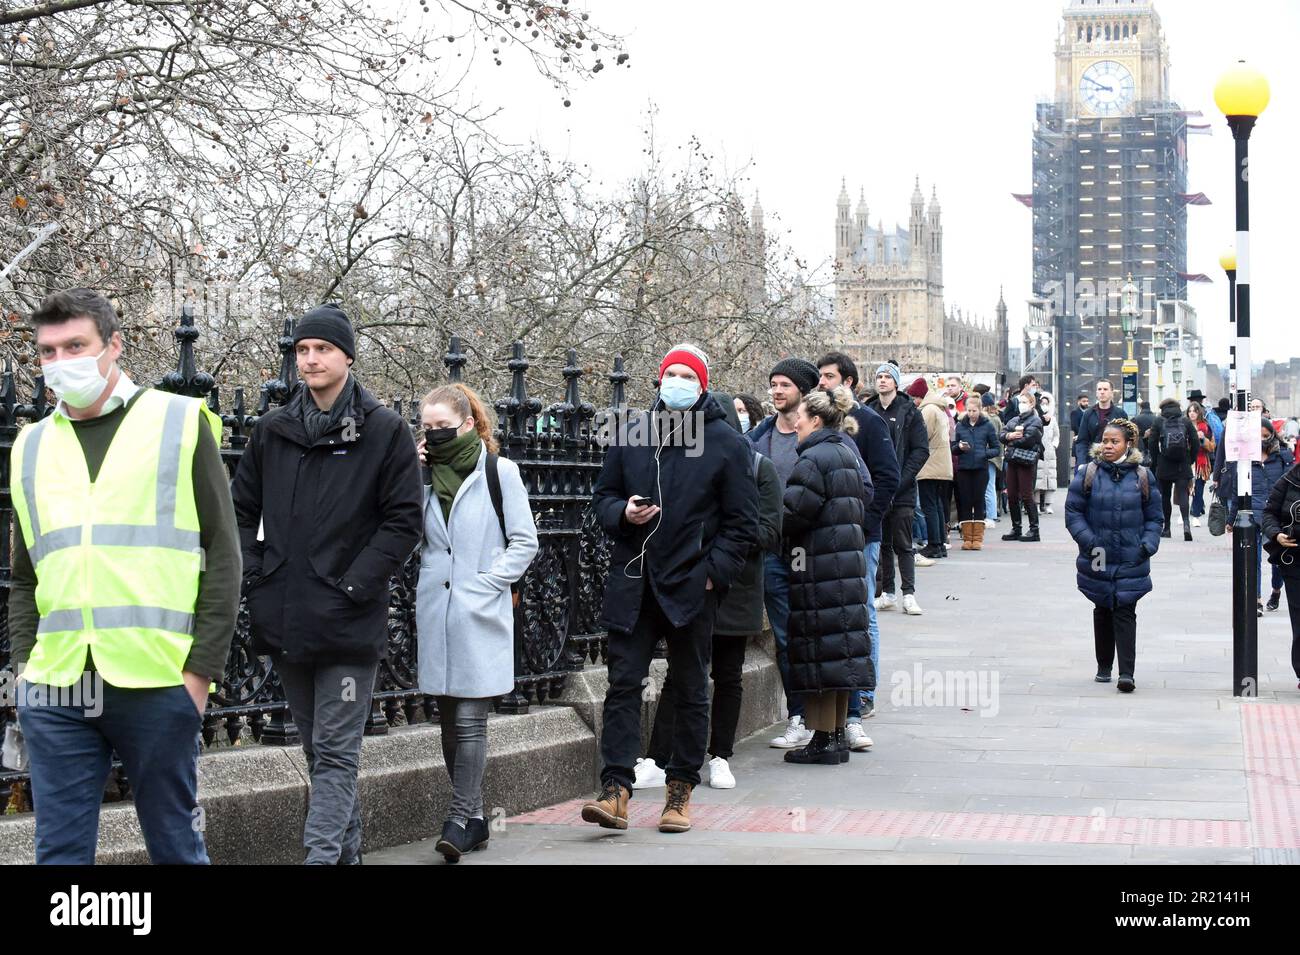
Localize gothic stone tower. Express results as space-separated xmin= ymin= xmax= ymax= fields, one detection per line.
xmin=835 ymin=176 xmax=946 ymax=375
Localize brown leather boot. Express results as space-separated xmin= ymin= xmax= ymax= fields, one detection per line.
xmin=659 ymin=779 xmax=694 ymax=833
xmin=960 ymin=522 xmax=973 ymax=550
xmin=581 ymin=781 xmax=630 ymax=830
xmin=972 ymin=522 xmax=985 ymax=550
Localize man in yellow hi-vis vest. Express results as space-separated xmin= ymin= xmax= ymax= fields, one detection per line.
xmin=9 ymin=289 xmax=241 ymax=864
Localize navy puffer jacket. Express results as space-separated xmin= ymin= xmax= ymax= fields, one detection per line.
xmin=782 ymin=429 xmax=874 ymax=695
xmin=1064 ymin=445 xmax=1165 ymax=608
xmin=1221 ymin=445 xmax=1294 ymax=522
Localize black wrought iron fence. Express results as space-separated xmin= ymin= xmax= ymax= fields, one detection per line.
xmin=1 ymin=306 xmax=632 ymax=807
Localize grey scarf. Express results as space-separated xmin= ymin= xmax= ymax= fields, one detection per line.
xmin=302 ymin=375 xmax=356 ymax=445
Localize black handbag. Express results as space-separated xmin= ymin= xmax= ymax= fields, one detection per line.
xmin=1208 ymin=492 xmax=1227 ymax=537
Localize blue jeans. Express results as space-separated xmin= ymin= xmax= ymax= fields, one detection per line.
xmin=763 ymin=552 xmax=801 ymax=719
xmin=1192 ymin=477 xmax=1207 ymax=518
xmin=985 ymin=464 xmax=998 ymax=520
xmin=849 ymin=540 xmax=882 ymax=717
xmin=911 ymin=489 xmax=927 ymax=545
xmin=17 ymin=678 xmax=208 ymax=865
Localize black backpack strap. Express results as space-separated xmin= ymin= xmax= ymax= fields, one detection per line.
xmin=486 ymin=451 xmax=507 ymax=541
xmin=485 ymin=452 xmax=521 ymax=604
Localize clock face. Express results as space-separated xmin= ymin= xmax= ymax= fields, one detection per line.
xmin=1079 ymin=60 xmax=1135 ymax=116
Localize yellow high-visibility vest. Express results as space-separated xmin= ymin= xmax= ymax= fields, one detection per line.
xmin=10 ymin=388 xmax=224 ymax=688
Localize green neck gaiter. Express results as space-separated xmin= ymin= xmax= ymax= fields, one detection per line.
xmin=428 ymin=429 xmax=483 ymax=520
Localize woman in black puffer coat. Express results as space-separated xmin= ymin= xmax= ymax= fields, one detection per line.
xmin=782 ymin=385 xmax=874 ymax=766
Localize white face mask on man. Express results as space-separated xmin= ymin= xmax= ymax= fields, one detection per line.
xmin=42 ymin=347 xmax=111 ymax=408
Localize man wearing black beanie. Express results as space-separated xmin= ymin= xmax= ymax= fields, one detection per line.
xmin=231 ymin=302 xmax=422 ymax=864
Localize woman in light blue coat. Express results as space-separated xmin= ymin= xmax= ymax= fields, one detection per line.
xmin=416 ymin=383 xmax=538 ymax=862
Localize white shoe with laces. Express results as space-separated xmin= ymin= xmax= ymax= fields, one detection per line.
xmin=914 ymin=553 xmax=936 ymax=567
xmin=874 ymin=593 xmax=897 ymax=611
xmin=770 ymin=716 xmax=813 ymax=749
xmin=632 ymin=757 xmax=666 ymax=789
xmin=1193 ymin=517 xmax=1202 ymax=528
xmin=708 ymin=756 xmax=736 ymax=789
xmin=902 ymin=594 xmax=924 ymax=616
xmin=845 ymin=722 xmax=873 ymax=751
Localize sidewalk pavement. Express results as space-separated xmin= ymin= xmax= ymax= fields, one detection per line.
xmin=370 ymin=506 xmax=1300 ymax=865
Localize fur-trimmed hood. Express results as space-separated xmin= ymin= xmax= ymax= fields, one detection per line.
xmin=1089 ymin=444 xmax=1143 ymax=467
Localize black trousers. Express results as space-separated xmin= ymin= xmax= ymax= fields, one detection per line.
xmin=601 ymin=585 xmax=718 ymax=792
xmin=1094 ymin=604 xmax=1138 ymax=678
xmin=955 ymin=468 xmax=989 ymax=523
xmin=878 ymin=505 xmax=916 ymax=596
xmin=1006 ymin=462 xmax=1038 ymax=530
xmin=1159 ymin=478 xmax=1190 ymax=531
xmin=1286 ymin=577 xmax=1300 ymax=680
xmin=648 ymin=631 xmax=747 ymax=764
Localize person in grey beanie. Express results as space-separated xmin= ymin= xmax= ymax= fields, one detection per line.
xmin=866 ymin=362 xmax=930 ymax=616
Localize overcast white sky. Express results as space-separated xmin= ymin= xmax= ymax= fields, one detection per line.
xmin=447 ymin=0 xmax=1300 ymax=365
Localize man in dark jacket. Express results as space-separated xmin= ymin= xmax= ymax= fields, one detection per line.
xmin=819 ymin=352 xmax=899 ymax=731
xmin=1132 ymin=401 xmax=1158 ymax=465
xmin=1069 ymin=392 xmax=1091 ymax=438
xmin=866 ymin=362 xmax=930 ymax=615
xmin=231 ymin=304 xmax=423 ymax=864
xmin=1073 ymin=379 xmax=1129 ymax=469
xmin=581 ymin=345 xmax=757 ymax=834
xmin=641 ymin=392 xmax=781 ymax=791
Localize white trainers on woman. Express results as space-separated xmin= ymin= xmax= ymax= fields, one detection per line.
xmin=770 ymin=715 xmax=813 ymax=748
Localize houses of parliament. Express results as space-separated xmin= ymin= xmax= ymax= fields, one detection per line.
xmin=833 ymin=178 xmax=1008 ymax=377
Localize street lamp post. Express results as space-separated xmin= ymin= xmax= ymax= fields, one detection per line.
xmin=1216 ymin=60 xmax=1270 ymax=698
xmin=1120 ymin=274 xmax=1140 ymax=416
xmin=1153 ymin=325 xmax=1167 ymax=403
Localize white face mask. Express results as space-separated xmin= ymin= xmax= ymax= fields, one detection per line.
xmin=43 ymin=347 xmax=110 ymax=408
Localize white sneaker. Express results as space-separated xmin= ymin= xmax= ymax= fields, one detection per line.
xmin=770 ymin=715 xmax=813 ymax=749
xmin=984 ymin=518 xmax=998 ymax=528
xmin=1042 ymin=504 xmax=1054 ymax=514
xmin=901 ymin=594 xmax=923 ymax=616
xmin=914 ymin=553 xmax=936 ymax=567
xmin=874 ymin=593 xmax=897 ymax=612
xmin=845 ymin=722 xmax=874 ymax=751
xmin=1193 ymin=517 xmax=1202 ymax=528
xmin=632 ymin=757 xmax=666 ymax=789
xmin=708 ymin=756 xmax=736 ymax=789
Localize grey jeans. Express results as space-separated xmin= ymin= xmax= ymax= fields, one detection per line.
xmin=437 ymin=696 xmax=491 ymax=825
xmin=277 ymin=658 xmax=379 ymax=865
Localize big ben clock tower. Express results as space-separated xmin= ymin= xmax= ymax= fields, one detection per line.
xmin=1031 ymin=0 xmax=1190 ymax=432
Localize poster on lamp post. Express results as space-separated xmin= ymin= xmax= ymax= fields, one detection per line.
xmin=1224 ymin=410 xmax=1263 ymax=462
xmin=1121 ymin=370 xmax=1138 ymax=416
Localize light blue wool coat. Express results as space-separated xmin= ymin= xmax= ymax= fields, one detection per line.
xmin=416 ymin=445 xmax=538 ymax=698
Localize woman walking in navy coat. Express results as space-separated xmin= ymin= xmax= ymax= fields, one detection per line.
xmin=1065 ymin=419 xmax=1164 ymax=692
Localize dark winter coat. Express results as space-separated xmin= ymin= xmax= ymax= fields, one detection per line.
xmin=748 ymin=413 xmax=876 ymax=532
xmin=1000 ymin=408 xmax=1044 ymax=465
xmin=782 ymin=429 xmax=874 ymax=695
xmin=1221 ymin=446 xmax=1294 ymax=523
xmin=1132 ymin=409 xmax=1158 ymax=464
xmin=1260 ymin=462 xmax=1300 ymax=579
xmin=1073 ymin=404 xmax=1129 ymax=466
xmin=714 ymin=449 xmax=784 ymax=635
xmin=1064 ymin=446 xmax=1164 ymax=609
xmin=864 ymin=392 xmax=930 ymax=503
xmin=951 ymin=416 xmax=1001 ymax=471
xmin=1148 ymin=405 xmax=1199 ymax=483
xmin=231 ymin=378 xmax=424 ymax=662
xmin=847 ymin=403 xmax=900 ymax=542
xmin=592 ymin=392 xmax=758 ymax=634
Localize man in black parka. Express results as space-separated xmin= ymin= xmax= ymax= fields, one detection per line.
xmin=580 ymin=344 xmax=757 ymax=835
xmin=231 ymin=304 xmax=422 ymax=864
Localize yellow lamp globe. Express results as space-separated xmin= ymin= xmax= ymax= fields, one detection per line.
xmin=1219 ymin=248 xmax=1237 ymax=272
xmin=1215 ymin=61 xmax=1270 ymax=118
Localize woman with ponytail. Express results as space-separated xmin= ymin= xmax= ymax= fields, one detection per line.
xmin=780 ymin=386 xmax=875 ymax=766
xmin=415 ymin=383 xmax=538 ymax=861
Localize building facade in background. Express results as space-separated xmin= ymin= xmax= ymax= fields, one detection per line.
xmin=1030 ymin=0 xmax=1205 ymax=407
xmin=833 ymin=178 xmax=1007 ymax=378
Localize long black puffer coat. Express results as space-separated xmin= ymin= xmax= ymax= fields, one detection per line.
xmin=782 ymin=429 xmax=874 ymax=696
